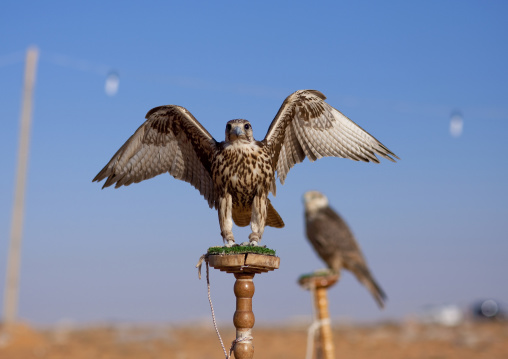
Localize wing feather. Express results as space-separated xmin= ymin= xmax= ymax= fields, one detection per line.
xmin=264 ymin=90 xmax=399 ymax=184
xmin=93 ymin=105 xmax=218 ymax=208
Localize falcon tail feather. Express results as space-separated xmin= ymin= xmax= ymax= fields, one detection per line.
xmin=266 ymin=200 xmax=284 ymax=228
xmin=353 ymin=264 xmax=387 ymax=309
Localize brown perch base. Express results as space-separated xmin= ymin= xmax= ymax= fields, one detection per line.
xmin=208 ymin=253 xmax=279 ymax=359
xmin=298 ymin=271 xmax=340 ymax=359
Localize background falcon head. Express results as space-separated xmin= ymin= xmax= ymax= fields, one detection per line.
xmin=225 ymin=119 xmax=254 ymax=143
xmin=303 ymin=191 xmax=329 ymax=216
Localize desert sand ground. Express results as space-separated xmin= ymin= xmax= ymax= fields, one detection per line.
xmin=1 ymin=320 xmax=507 ymax=359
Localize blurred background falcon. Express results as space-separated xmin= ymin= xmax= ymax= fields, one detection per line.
xmin=303 ymin=190 xmax=387 ymax=308
xmin=93 ymin=90 xmax=398 ymax=247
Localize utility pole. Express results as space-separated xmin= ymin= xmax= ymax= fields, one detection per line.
xmin=2 ymin=46 xmax=39 ymax=326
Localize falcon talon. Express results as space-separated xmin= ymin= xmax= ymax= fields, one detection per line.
xmin=94 ymin=90 xmax=398 ymax=246
xmin=223 ymin=239 xmax=236 ymax=248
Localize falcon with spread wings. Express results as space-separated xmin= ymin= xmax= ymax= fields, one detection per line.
xmin=93 ymin=90 xmax=398 ymax=246
xmin=303 ymin=190 xmax=387 ymax=308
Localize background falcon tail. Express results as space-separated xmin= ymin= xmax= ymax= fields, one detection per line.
xmin=353 ymin=264 xmax=387 ymax=308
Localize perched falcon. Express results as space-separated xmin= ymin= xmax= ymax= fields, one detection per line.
xmin=303 ymin=190 xmax=386 ymax=308
xmin=93 ymin=90 xmax=398 ymax=247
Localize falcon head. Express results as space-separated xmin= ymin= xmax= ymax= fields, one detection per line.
xmin=225 ymin=119 xmax=254 ymax=143
xmin=303 ymin=190 xmax=329 ymax=214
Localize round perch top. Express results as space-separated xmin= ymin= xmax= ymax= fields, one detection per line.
xmin=298 ymin=270 xmax=340 ymax=290
xmin=207 ymin=247 xmax=279 ymax=274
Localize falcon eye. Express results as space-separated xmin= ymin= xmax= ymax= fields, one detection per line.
xmin=226 ymin=124 xmax=232 ymax=131
xmin=244 ymin=124 xmax=250 ymax=130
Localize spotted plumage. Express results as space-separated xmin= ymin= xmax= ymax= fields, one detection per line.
xmin=303 ymin=191 xmax=386 ymax=308
xmin=93 ymin=89 xmax=399 ymax=246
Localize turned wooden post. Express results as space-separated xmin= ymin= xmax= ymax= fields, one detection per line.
xmin=233 ymin=273 xmax=255 ymax=358
xmin=208 ymin=252 xmax=279 ymax=359
xmin=299 ymin=272 xmax=339 ymax=359
xmin=314 ymin=285 xmax=333 ymax=359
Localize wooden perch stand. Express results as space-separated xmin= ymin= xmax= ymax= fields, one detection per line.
xmin=208 ymin=252 xmax=279 ymax=359
xmin=298 ymin=271 xmax=340 ymax=359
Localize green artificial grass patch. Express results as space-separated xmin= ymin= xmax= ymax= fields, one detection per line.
xmin=298 ymin=269 xmax=335 ymax=280
xmin=207 ymin=245 xmax=276 ymax=256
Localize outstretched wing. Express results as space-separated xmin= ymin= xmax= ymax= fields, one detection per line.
xmin=93 ymin=105 xmax=218 ymax=208
xmin=264 ymin=90 xmax=399 ymax=184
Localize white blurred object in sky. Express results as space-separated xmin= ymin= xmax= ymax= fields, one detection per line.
xmin=449 ymin=111 xmax=464 ymax=137
xmin=105 ymin=71 xmax=119 ymax=96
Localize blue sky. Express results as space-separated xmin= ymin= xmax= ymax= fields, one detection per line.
xmin=1 ymin=1 xmax=507 ymax=326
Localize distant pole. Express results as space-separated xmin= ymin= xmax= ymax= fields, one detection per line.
xmin=298 ymin=272 xmax=339 ymax=359
xmin=2 ymin=46 xmax=39 ymax=326
xmin=314 ymin=286 xmax=334 ymax=359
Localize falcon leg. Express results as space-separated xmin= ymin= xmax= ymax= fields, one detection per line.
xmin=218 ymin=194 xmax=235 ymax=247
xmin=249 ymin=196 xmax=267 ymax=246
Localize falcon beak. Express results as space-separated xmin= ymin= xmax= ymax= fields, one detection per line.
xmin=232 ymin=126 xmax=244 ymax=137
xmin=229 ymin=126 xmax=245 ymax=141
